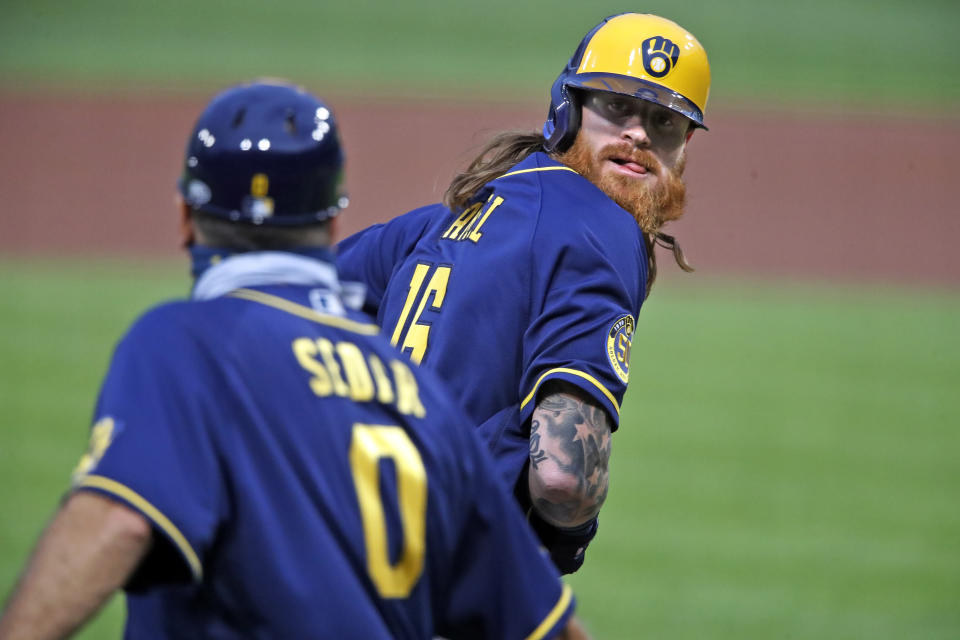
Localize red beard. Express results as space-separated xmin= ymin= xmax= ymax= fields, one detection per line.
xmin=558 ymin=138 xmax=687 ymax=234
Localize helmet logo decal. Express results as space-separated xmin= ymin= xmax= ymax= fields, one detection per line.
xmin=641 ymin=36 xmax=680 ymax=78
xmin=606 ymin=314 xmax=634 ymax=384
xmin=249 ymin=173 xmax=274 ymax=220
xmin=251 ymin=173 xmax=269 ymax=197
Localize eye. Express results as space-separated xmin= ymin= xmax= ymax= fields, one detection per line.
xmin=594 ymin=95 xmax=630 ymax=118
xmin=654 ymin=111 xmax=676 ymax=129
xmin=593 ymin=92 xmax=630 ymax=118
xmin=605 ymin=99 xmax=630 ymax=115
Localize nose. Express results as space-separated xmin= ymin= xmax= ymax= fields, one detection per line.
xmin=620 ymin=115 xmax=651 ymax=148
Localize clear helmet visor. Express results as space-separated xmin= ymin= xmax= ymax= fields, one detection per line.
xmin=567 ymin=73 xmax=706 ymax=129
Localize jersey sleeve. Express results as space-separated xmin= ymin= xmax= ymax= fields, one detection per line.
xmin=519 ymin=190 xmax=647 ymax=430
xmin=336 ymin=205 xmax=438 ymax=314
xmin=436 ymin=421 xmax=575 ymax=639
xmin=71 ymin=305 xmax=225 ymax=584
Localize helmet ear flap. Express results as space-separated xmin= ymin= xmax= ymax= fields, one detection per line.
xmin=543 ymin=87 xmax=581 ymax=154
xmin=543 ymin=14 xmax=625 ymax=153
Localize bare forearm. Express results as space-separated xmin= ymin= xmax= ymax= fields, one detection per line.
xmin=528 ymin=381 xmax=612 ymax=527
xmin=0 ymin=492 xmax=152 ymax=640
xmin=558 ymin=615 xmax=593 ymax=640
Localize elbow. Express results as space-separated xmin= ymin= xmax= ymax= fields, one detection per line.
xmin=529 ymin=466 xmax=607 ymax=528
xmin=73 ymin=492 xmax=153 ymax=549
xmin=108 ymin=505 xmax=153 ymax=545
xmin=105 ymin=503 xmax=153 ymax=549
xmin=533 ymin=466 xmax=585 ymax=503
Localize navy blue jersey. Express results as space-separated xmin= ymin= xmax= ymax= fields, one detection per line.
xmin=71 ymin=276 xmax=573 ymax=639
xmin=338 ymin=152 xmax=647 ymax=488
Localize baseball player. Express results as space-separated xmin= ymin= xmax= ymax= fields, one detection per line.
xmin=0 ymin=82 xmax=589 ymax=640
xmin=337 ymin=13 xmax=711 ymax=574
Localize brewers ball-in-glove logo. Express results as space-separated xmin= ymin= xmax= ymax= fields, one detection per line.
xmin=642 ymin=36 xmax=680 ymax=78
xmin=606 ymin=314 xmax=634 ymax=384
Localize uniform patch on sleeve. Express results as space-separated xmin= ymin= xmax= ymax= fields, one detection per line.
xmin=606 ymin=314 xmax=634 ymax=384
xmin=72 ymin=416 xmax=123 ymax=484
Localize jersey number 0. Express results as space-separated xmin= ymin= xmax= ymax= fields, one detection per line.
xmin=349 ymin=423 xmax=427 ymax=598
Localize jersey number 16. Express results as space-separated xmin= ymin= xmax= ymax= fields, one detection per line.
xmin=390 ymin=263 xmax=451 ymax=365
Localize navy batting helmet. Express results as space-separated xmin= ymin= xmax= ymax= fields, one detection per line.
xmin=178 ymin=80 xmax=347 ymax=226
xmin=543 ymin=13 xmax=711 ymax=153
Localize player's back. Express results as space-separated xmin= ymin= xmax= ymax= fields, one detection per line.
xmin=84 ymin=284 xmax=571 ymax=639
xmin=338 ymin=151 xmax=648 ymax=488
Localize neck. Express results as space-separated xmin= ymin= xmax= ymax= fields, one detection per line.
xmin=189 ymin=245 xmax=334 ymax=280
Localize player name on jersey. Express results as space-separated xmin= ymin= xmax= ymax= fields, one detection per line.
xmin=441 ymin=194 xmax=505 ymax=243
xmin=292 ymin=337 xmax=426 ymax=417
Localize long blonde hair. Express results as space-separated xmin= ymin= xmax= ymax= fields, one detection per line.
xmin=443 ymin=132 xmax=546 ymax=211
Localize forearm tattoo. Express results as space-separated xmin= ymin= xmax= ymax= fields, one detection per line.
xmin=529 ymin=381 xmax=612 ymax=523
xmin=529 ymin=419 xmax=549 ymax=469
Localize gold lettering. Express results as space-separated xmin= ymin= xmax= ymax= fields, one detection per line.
xmin=390 ymin=360 xmax=426 ymax=418
xmin=442 ymin=203 xmax=482 ymax=239
xmin=294 ymin=339 xmax=428 ymax=417
xmin=316 ymin=338 xmax=350 ymax=397
xmin=349 ymin=424 xmax=427 ymax=597
xmin=398 ymin=266 xmax=450 ymax=365
xmin=337 ymin=341 xmax=375 ymax=402
xmin=391 ymin=264 xmax=430 ymax=346
xmin=367 ymin=354 xmax=396 ymax=405
xmin=458 ymin=194 xmax=493 ymax=240
xmin=617 ymin=332 xmax=630 ymax=364
xmin=292 ymin=337 xmax=333 ymax=396
xmin=467 ymin=195 xmax=504 ymax=243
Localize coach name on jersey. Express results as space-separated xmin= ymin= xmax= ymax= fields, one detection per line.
xmin=292 ymin=336 xmax=426 ymax=417
xmin=606 ymin=314 xmax=634 ymax=384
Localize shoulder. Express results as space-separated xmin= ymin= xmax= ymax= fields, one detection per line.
xmin=99 ymin=300 xmax=214 ymax=382
xmin=340 ymin=203 xmax=443 ymax=247
xmin=337 ymin=205 xmax=448 ymax=293
xmin=380 ymin=202 xmax=445 ymax=236
xmin=493 ymin=152 xmax=635 ymax=230
xmin=117 ymin=297 xmax=248 ymax=356
xmin=492 ymin=152 xmax=592 ymax=198
xmin=495 ymin=152 xmax=582 ymax=185
xmin=486 ymin=152 xmax=582 ymax=203
xmin=121 ymin=299 xmax=195 ymax=342
xmin=516 ymin=159 xmax=643 ymax=253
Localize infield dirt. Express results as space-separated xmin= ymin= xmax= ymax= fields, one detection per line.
xmin=1 ymin=93 xmax=956 ymax=288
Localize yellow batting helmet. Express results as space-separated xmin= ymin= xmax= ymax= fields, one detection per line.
xmin=543 ymin=13 xmax=712 ymax=152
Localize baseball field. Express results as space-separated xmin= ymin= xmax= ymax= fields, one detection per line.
xmin=1 ymin=1 xmax=958 ymax=638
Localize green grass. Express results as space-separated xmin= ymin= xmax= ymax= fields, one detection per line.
xmin=569 ymin=278 xmax=960 ymax=639
xmin=0 ymin=258 xmax=186 ymax=639
xmin=0 ymin=0 xmax=958 ymax=108
xmin=1 ymin=260 xmax=958 ymax=638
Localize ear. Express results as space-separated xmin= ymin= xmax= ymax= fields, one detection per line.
xmin=685 ymin=129 xmax=695 ymax=144
xmin=178 ymin=197 xmax=195 ymax=249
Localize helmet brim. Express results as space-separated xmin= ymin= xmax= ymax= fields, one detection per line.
xmin=566 ymin=73 xmax=707 ymax=130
